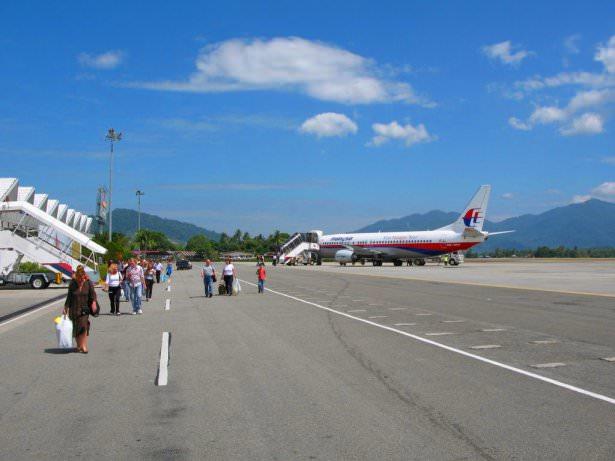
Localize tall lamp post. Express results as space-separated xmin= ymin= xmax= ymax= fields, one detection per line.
xmin=136 ymin=190 xmax=145 ymax=233
xmin=106 ymin=128 xmax=122 ymax=242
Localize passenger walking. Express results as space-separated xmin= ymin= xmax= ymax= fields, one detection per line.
xmin=256 ymin=263 xmax=266 ymax=294
xmin=165 ymin=260 xmax=173 ymax=282
xmin=105 ymin=263 xmax=123 ymax=315
xmin=144 ymin=261 xmax=156 ymax=301
xmin=201 ymin=259 xmax=216 ymax=298
xmin=155 ymin=261 xmax=163 ymax=283
xmin=63 ymin=265 xmax=98 ymax=353
xmin=223 ymin=257 xmax=236 ymax=296
xmin=126 ymin=258 xmax=146 ymax=314
xmin=119 ymin=258 xmax=130 ymax=302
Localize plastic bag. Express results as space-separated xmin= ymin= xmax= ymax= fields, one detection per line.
xmin=56 ymin=315 xmax=73 ymax=349
xmin=232 ymin=278 xmax=241 ymax=295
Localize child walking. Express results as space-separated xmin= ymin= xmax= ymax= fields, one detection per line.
xmin=256 ymin=263 xmax=266 ymax=294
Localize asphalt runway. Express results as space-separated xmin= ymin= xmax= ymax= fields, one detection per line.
xmin=0 ymin=286 xmax=66 ymax=318
xmin=0 ymin=265 xmax=613 ymax=460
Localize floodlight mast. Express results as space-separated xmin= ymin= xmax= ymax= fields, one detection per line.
xmin=105 ymin=128 xmax=122 ymax=242
xmin=136 ymin=190 xmax=145 ymax=233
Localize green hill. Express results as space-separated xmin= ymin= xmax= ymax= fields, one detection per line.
xmin=107 ymin=208 xmax=221 ymax=243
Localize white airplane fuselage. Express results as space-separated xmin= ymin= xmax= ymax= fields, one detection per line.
xmin=314 ymin=185 xmax=502 ymax=264
xmin=319 ymin=229 xmax=483 ymax=261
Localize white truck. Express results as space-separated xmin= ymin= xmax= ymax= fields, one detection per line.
xmin=0 ymin=249 xmax=57 ymax=289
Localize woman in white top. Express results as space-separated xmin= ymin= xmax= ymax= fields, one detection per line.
xmin=222 ymin=257 xmax=237 ymax=296
xmin=105 ymin=263 xmax=123 ymax=315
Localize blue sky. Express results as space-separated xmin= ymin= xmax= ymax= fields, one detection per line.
xmin=1 ymin=1 xmax=614 ymax=234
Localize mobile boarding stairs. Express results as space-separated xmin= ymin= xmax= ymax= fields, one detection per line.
xmin=0 ymin=178 xmax=106 ymax=282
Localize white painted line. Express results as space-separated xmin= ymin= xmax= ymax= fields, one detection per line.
xmin=157 ymin=332 xmax=170 ymax=386
xmin=351 ymin=299 xmax=364 ymax=302
xmin=395 ymin=323 xmax=417 ymax=326
xmin=416 ymin=313 xmax=433 ymax=316
xmin=0 ymin=297 xmax=64 ymax=329
xmin=165 ymin=299 xmax=170 ymax=311
xmin=481 ymin=328 xmax=507 ymax=332
xmin=368 ymin=303 xmax=383 ymax=306
xmin=347 ymin=309 xmax=367 ymax=313
xmin=470 ymin=344 xmax=502 ymax=350
xmin=530 ymin=340 xmax=559 ymax=345
xmin=167 ymin=285 xmax=171 ymax=292
xmin=531 ymin=362 xmax=566 ymax=369
xmin=443 ymin=320 xmax=465 ymax=323
xmin=600 ymin=357 xmax=615 ymax=362
xmin=425 ymin=332 xmax=455 ymax=336
xmin=368 ymin=315 xmax=388 ymax=319
xmin=239 ymin=280 xmax=615 ymax=406
xmin=389 ymin=307 xmax=408 ymax=311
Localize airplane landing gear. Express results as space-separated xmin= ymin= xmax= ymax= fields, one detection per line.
xmin=393 ymin=259 xmax=403 ymax=267
xmin=414 ymin=259 xmax=426 ymax=266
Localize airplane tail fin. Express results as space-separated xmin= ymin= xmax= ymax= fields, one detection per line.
xmin=439 ymin=185 xmax=491 ymax=233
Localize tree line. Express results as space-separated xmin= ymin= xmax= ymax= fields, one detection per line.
xmin=466 ymin=246 xmax=615 ymax=258
xmin=93 ymin=229 xmax=290 ymax=262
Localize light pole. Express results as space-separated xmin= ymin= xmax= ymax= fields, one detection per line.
xmin=105 ymin=128 xmax=122 ymax=242
xmin=136 ymin=190 xmax=145 ymax=233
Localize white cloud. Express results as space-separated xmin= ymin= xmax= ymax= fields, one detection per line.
xmin=482 ymin=41 xmax=532 ymax=66
xmin=564 ymin=34 xmax=581 ymax=54
xmin=592 ymin=181 xmax=615 ymax=197
xmin=529 ymin=106 xmax=568 ymax=125
xmin=78 ymin=50 xmax=124 ymax=69
xmin=370 ymin=121 xmax=434 ymax=147
xmin=300 ymin=113 xmax=358 ymax=138
xmin=132 ymin=37 xmax=429 ymax=105
xmin=560 ymin=112 xmax=604 ymax=136
xmin=602 ymin=156 xmax=615 ymax=165
xmin=509 ymin=89 xmax=612 ymax=134
xmin=515 ymin=71 xmax=615 ymax=92
xmin=501 ymin=192 xmax=514 ymax=199
xmin=572 ymin=181 xmax=615 ymax=204
xmin=571 ymin=194 xmax=592 ymax=204
xmin=508 ymin=117 xmax=531 ymax=131
xmin=595 ymin=35 xmax=615 ymax=74
xmin=567 ymin=89 xmax=614 ymax=111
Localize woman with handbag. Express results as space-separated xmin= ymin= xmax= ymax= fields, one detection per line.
xmin=63 ymin=265 xmax=98 ymax=354
xmin=104 ymin=262 xmax=123 ymax=315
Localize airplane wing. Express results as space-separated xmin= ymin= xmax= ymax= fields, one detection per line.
xmin=343 ymin=244 xmax=384 ymax=255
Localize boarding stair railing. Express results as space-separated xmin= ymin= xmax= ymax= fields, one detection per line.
xmin=279 ymin=232 xmax=320 ymax=265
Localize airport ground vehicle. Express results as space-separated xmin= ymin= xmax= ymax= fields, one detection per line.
xmin=0 ymin=248 xmax=60 ymax=289
xmin=176 ymin=260 xmax=192 ymax=270
xmin=0 ymin=270 xmax=55 ymax=289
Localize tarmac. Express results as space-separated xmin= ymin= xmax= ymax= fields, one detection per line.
xmin=0 ymin=261 xmax=614 ymax=460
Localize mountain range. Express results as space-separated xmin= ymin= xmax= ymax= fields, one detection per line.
xmin=105 ymin=209 xmax=221 ymax=242
xmin=99 ymin=199 xmax=615 ymax=250
xmin=356 ymin=199 xmax=615 ymax=251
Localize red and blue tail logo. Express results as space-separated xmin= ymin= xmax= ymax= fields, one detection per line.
xmin=463 ymin=208 xmax=482 ymax=227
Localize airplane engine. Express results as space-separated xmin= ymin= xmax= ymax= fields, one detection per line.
xmin=334 ymin=249 xmax=354 ymax=263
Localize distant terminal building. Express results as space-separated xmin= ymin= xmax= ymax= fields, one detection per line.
xmin=220 ymin=251 xmax=255 ymax=261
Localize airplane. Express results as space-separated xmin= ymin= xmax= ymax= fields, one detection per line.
xmin=317 ymin=185 xmax=513 ymax=266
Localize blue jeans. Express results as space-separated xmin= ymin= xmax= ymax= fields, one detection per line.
xmin=204 ymin=275 xmax=213 ymax=297
xmin=123 ymin=280 xmax=131 ymax=301
xmin=258 ymin=279 xmax=265 ymax=293
xmin=130 ymin=284 xmax=143 ymax=312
